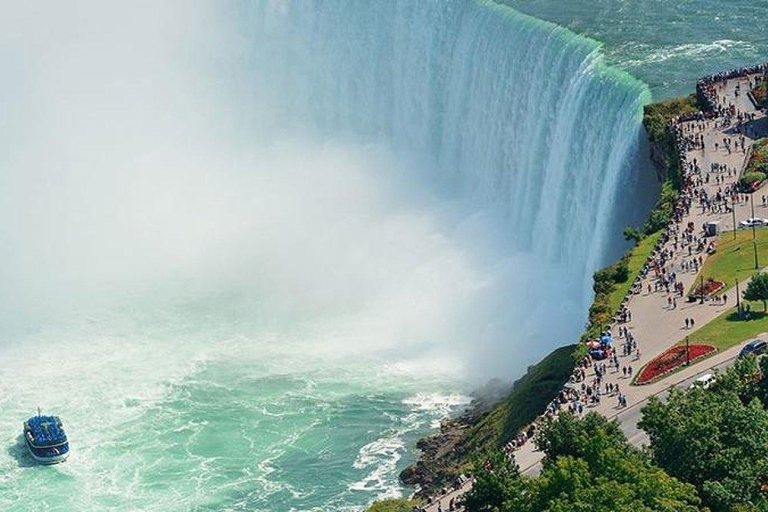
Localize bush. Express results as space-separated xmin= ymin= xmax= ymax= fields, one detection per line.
xmin=740 ymin=171 xmax=766 ymax=187
xmin=623 ymin=226 xmax=643 ymax=244
xmin=613 ymin=261 xmax=630 ymax=283
xmin=642 ymin=181 xmax=679 ymax=236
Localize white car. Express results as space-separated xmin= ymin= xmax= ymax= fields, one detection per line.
xmin=740 ymin=218 xmax=768 ymax=228
xmin=689 ymin=373 xmax=716 ymax=390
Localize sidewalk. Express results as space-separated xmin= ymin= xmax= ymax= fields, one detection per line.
xmin=423 ymin=72 xmax=767 ymax=512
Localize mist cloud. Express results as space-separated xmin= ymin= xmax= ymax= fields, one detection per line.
xmin=0 ymin=1 xmax=581 ymax=381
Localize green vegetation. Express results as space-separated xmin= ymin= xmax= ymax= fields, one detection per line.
xmin=464 ymin=359 xmax=768 ymax=512
xmin=458 ymin=95 xmax=685 ymax=470
xmin=463 ymin=414 xmax=702 ymax=512
xmin=641 ymin=356 xmax=768 ymax=511
xmin=643 ymin=95 xmax=698 ymax=148
xmin=459 ymin=345 xmax=576 ymax=459
xmin=642 ymin=95 xmax=697 ymax=202
xmin=607 ymin=232 xmax=661 ymax=313
xmin=685 ymin=302 xmax=768 ymax=351
xmin=741 ymin=171 xmax=767 ymax=187
xmin=632 ymin=96 xmax=697 ymax=238
xmin=745 ymin=272 xmax=768 ymax=311
xmin=399 ymin=97 xmax=696 ymax=502
xmin=365 ymin=499 xmax=422 ymax=512
xmin=752 ymin=81 xmax=768 ymax=109
xmin=580 ymin=233 xmax=661 ymax=350
xmin=746 ymin=138 xmax=768 ymax=175
xmin=688 ymin=227 xmax=768 ymax=295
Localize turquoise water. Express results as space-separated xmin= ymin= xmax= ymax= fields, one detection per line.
xmin=0 ymin=301 xmax=468 ymax=510
xmin=0 ymin=1 xmax=763 ymax=511
xmin=502 ymin=0 xmax=768 ymax=99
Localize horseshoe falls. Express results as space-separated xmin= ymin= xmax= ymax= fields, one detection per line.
xmin=0 ymin=1 xmax=656 ymax=511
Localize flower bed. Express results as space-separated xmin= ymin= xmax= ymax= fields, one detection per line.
xmin=635 ymin=344 xmax=717 ymax=385
xmin=689 ymin=279 xmax=724 ymax=300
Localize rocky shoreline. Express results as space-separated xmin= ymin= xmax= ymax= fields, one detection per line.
xmin=398 ymin=390 xmax=501 ymax=499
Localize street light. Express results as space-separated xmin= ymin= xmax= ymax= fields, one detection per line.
xmin=732 ymin=201 xmax=737 ymax=240
xmin=686 ymin=336 xmax=690 ymax=366
xmin=752 ymin=193 xmax=760 ymax=269
xmin=736 ymin=278 xmax=741 ymax=311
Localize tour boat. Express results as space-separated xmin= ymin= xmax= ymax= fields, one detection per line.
xmin=24 ymin=411 xmax=70 ymax=464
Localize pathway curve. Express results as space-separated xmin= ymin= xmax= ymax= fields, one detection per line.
xmin=422 ymin=71 xmax=767 ymax=512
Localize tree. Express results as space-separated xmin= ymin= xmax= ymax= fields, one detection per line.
xmin=623 ymin=226 xmax=643 ymax=244
xmin=462 ymin=451 xmax=526 ymax=512
xmin=743 ymin=272 xmax=768 ymax=311
xmin=462 ymin=414 xmax=701 ymax=512
xmin=640 ymin=369 xmax=768 ymax=511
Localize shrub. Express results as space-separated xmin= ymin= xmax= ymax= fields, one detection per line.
xmin=740 ymin=171 xmax=766 ymax=187
xmin=613 ymin=261 xmax=630 ymax=283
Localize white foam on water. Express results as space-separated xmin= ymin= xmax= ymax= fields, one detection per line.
xmin=0 ymin=0 xmax=655 ymax=510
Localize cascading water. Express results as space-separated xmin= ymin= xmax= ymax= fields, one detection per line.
xmin=0 ymin=1 xmax=657 ymax=510
xmin=238 ymin=0 xmax=652 ymax=296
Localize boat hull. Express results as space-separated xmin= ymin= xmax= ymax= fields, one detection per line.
xmin=25 ymin=439 xmax=70 ymax=464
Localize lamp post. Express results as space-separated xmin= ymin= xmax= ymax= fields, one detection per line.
xmin=736 ymin=277 xmax=741 ymax=311
xmin=752 ymin=193 xmax=760 ymax=269
xmin=732 ymin=200 xmax=737 ymax=240
xmin=752 ymin=192 xmax=757 ymax=240
xmin=686 ymin=336 xmax=691 ymax=366
xmin=700 ymin=274 xmax=705 ymax=304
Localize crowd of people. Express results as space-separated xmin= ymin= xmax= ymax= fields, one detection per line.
xmin=498 ymin=62 xmax=767 ymax=464
xmin=424 ymin=63 xmax=768 ymax=512
xmin=697 ymin=63 xmax=768 ymax=111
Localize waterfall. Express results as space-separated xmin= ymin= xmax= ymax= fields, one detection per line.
xmin=234 ymin=0 xmax=651 ymax=317
xmin=0 ymin=1 xmax=661 ymax=508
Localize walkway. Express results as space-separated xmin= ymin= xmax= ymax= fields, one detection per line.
xmin=514 ymin=71 xmax=768 ymax=473
xmin=423 ymin=71 xmax=767 ymax=512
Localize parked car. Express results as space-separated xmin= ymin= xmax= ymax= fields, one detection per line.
xmin=739 ymin=339 xmax=767 ymax=358
xmin=739 ymin=218 xmax=768 ymax=228
xmin=689 ymin=373 xmax=716 ymax=390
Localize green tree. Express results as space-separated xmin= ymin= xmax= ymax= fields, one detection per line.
xmin=530 ymin=413 xmax=701 ymax=512
xmin=640 ymin=375 xmax=768 ymax=511
xmin=743 ymin=272 xmax=768 ymax=311
xmin=623 ymin=226 xmax=644 ymax=244
xmin=463 ymin=414 xmax=701 ymax=512
xmin=462 ymin=452 xmax=526 ymax=512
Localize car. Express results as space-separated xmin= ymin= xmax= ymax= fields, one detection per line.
xmin=689 ymin=373 xmax=716 ymax=390
xmin=739 ymin=218 xmax=768 ymax=228
xmin=739 ymin=339 xmax=767 ymax=358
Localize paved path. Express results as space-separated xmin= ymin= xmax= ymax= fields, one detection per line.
xmin=513 ymin=71 xmax=768 ymax=473
xmin=422 ymin=72 xmax=767 ymax=512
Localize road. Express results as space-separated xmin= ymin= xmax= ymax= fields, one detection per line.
xmin=517 ymin=351 xmax=744 ymax=477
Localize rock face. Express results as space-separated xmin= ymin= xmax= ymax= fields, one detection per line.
xmin=399 ymin=461 xmax=433 ymax=486
xmin=398 ymin=415 xmax=478 ymax=498
xmin=649 ymin=139 xmax=668 ymax=182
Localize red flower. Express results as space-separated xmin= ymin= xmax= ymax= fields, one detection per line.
xmin=636 ymin=344 xmax=716 ymax=384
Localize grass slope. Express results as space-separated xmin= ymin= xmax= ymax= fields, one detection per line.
xmin=608 ymin=232 xmax=661 ymax=314
xmin=688 ymin=227 xmax=768 ymax=295
xmin=685 ymin=303 xmax=768 ymax=351
xmin=459 ymin=345 xmax=576 ymax=459
xmin=365 ymin=499 xmax=422 ymax=512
